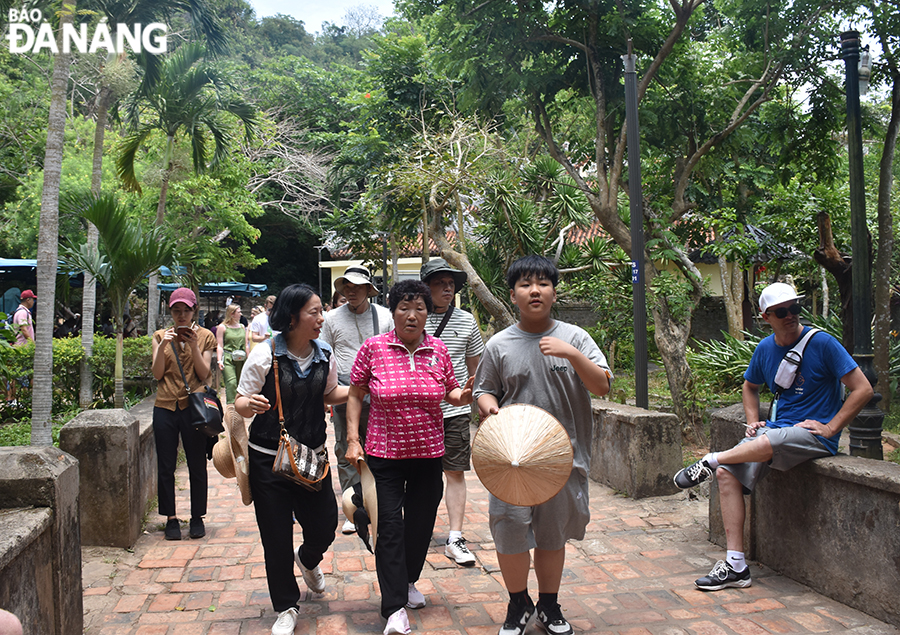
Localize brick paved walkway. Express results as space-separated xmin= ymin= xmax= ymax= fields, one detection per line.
xmin=82 ymin=417 xmax=899 ymax=635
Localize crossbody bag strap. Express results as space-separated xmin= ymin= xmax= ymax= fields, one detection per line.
xmin=270 ymin=340 xmax=286 ymax=431
xmin=769 ymin=328 xmax=820 ymax=420
xmin=170 ymin=340 xmax=191 ymax=396
xmin=371 ymin=303 xmax=379 ymax=334
xmin=432 ymin=306 xmax=454 ymax=338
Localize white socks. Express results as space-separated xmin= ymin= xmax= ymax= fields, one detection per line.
xmin=448 ymin=530 xmax=462 ymax=544
xmin=726 ymin=550 xmax=747 ymax=572
xmin=704 ymin=452 xmax=720 ymax=469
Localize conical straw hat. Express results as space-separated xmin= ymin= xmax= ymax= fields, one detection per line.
xmin=472 ymin=404 xmax=573 ymax=507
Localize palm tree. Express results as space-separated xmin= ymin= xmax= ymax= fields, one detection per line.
xmin=32 ymin=3 xmax=75 ymax=445
xmin=62 ymin=194 xmax=178 ymax=408
xmin=117 ymin=42 xmax=257 ymax=333
xmin=78 ymin=0 xmax=227 ymax=409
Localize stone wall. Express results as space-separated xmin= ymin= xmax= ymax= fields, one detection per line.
xmin=590 ymin=400 xmax=682 ymax=498
xmin=59 ymin=395 xmax=157 ymax=548
xmin=0 ymin=447 xmax=82 ymax=635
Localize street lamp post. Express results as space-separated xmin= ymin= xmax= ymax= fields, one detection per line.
xmin=622 ymin=39 xmax=648 ymax=410
xmin=314 ymin=245 xmax=326 ymax=299
xmin=840 ymin=30 xmax=883 ymax=459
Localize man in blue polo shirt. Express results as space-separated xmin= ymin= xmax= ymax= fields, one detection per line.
xmin=674 ymin=282 xmax=872 ymax=591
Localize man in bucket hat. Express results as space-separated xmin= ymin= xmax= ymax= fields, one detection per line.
xmin=321 ymin=266 xmax=391 ymax=533
xmin=421 ymin=258 xmax=484 ymax=566
xmin=673 ymin=281 xmax=872 ymax=592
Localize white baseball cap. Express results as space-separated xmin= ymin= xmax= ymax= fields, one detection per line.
xmin=759 ymin=282 xmax=804 ymax=313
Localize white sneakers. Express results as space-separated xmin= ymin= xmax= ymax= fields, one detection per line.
xmin=445 ymin=537 xmax=476 ymax=566
xmin=271 ymin=607 xmax=299 ymax=635
xmin=293 ymin=547 xmax=325 ymax=594
xmin=405 ymin=582 xmax=426 ymax=609
xmin=342 ymin=518 xmax=356 ymax=534
xmin=384 ymin=607 xmax=411 ymax=635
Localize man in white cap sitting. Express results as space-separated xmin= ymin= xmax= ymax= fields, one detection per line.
xmin=321 ymin=266 xmax=391 ymax=533
xmin=673 ymin=281 xmax=872 ymax=592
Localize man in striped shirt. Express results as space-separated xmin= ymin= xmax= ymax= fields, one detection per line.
xmin=421 ymin=258 xmax=485 ymax=566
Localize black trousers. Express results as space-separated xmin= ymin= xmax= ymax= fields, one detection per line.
xmin=249 ymin=446 xmax=338 ymax=612
xmin=368 ymin=455 xmax=443 ymax=618
xmin=153 ymin=405 xmax=208 ymax=518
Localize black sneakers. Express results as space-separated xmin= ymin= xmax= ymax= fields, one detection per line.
xmin=498 ymin=597 xmax=535 ymax=635
xmin=189 ymin=517 xmax=205 ymax=539
xmin=535 ymin=602 xmax=573 ymax=635
xmin=673 ymin=459 xmax=714 ymax=489
xmin=695 ymin=560 xmax=752 ymax=591
xmin=164 ymin=518 xmax=181 ymax=541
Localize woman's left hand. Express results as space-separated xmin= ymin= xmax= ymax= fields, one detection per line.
xmin=447 ymin=377 xmax=475 ymax=406
xmin=460 ymin=376 xmax=475 ymax=404
xmin=178 ymin=327 xmax=198 ymax=346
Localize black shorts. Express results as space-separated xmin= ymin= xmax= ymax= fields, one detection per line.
xmin=442 ymin=413 xmax=472 ymax=471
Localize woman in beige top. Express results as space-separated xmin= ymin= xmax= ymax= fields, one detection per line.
xmin=151 ymin=287 xmax=217 ymax=541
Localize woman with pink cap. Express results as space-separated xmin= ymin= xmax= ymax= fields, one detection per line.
xmin=151 ymin=287 xmax=218 ymax=540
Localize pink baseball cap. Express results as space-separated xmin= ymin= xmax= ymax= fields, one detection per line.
xmin=20 ymin=289 xmax=36 ymax=300
xmin=168 ymin=287 xmax=197 ymax=308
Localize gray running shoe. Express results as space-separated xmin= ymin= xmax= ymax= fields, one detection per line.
xmin=673 ymin=459 xmax=713 ymax=489
xmin=695 ymin=560 xmax=751 ymax=591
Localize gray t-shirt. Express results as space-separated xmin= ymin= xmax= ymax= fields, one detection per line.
xmin=425 ymin=307 xmax=485 ymax=418
xmin=321 ymin=302 xmax=392 ymax=377
xmin=474 ymin=320 xmax=611 ymax=478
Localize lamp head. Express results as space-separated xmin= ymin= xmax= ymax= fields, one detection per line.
xmin=858 ymin=45 xmax=872 ymax=96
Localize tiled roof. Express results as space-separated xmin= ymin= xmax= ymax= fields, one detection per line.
xmin=328 ymin=230 xmax=459 ymax=260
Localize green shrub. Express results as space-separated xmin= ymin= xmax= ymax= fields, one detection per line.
xmin=0 ymin=335 xmax=153 ymax=415
xmin=687 ymin=330 xmax=762 ymax=392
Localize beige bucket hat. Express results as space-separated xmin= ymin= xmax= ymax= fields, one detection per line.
xmin=333 ymin=266 xmax=379 ymax=297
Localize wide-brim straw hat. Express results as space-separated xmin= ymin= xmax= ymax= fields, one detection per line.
xmin=472 ymin=404 xmax=573 ymax=507
xmin=212 ymin=406 xmax=252 ymax=506
xmin=341 ymin=460 xmax=378 ymax=550
xmin=334 ymin=266 xmax=379 ymax=297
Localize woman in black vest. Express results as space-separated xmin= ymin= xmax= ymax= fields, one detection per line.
xmin=235 ymin=284 xmax=348 ymax=635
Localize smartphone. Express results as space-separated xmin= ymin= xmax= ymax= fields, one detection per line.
xmin=176 ymin=324 xmax=195 ymax=337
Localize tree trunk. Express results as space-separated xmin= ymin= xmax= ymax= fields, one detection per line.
xmin=32 ymin=6 xmax=74 ymax=444
xmin=79 ymin=86 xmax=113 ymax=408
xmin=146 ymin=136 xmax=175 ymax=334
xmin=814 ymin=212 xmax=853 ymax=352
xmin=873 ymin=76 xmax=899 ymax=413
xmin=651 ymin=302 xmax=703 ymax=441
xmin=421 ymin=197 xmax=430 ymax=264
xmin=115 ymin=320 xmax=125 ymax=409
xmin=820 ymin=266 xmax=830 ymax=319
xmin=718 ymin=256 xmax=744 ymax=340
xmin=390 ymin=233 xmax=399 ymax=282
xmin=430 ymin=229 xmax=515 ymax=330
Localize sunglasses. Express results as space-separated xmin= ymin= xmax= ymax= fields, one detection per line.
xmin=765 ymin=303 xmax=801 ymax=319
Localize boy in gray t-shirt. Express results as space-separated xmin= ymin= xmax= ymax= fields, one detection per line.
xmin=474 ymin=255 xmax=611 ymax=635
